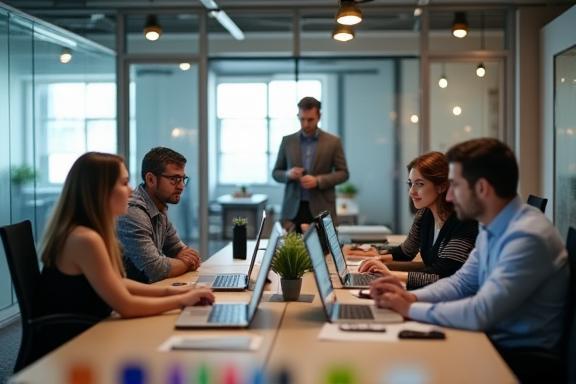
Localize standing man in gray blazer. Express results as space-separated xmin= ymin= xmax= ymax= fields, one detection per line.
xmin=272 ymin=96 xmax=349 ymax=232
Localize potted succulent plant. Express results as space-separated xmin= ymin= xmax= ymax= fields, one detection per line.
xmin=232 ymin=217 xmax=247 ymax=259
xmin=337 ymin=182 xmax=358 ymax=199
xmin=271 ymin=232 xmax=313 ymax=301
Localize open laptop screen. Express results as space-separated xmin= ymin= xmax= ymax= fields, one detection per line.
xmin=304 ymin=225 xmax=335 ymax=317
xmin=320 ymin=213 xmax=348 ymax=277
xmin=246 ymin=210 xmax=267 ymax=279
xmin=246 ymin=222 xmax=282 ymax=321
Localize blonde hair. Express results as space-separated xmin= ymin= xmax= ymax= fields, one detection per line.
xmin=41 ymin=152 xmax=126 ymax=276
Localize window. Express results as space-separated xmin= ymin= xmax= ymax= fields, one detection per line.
xmin=216 ymin=79 xmax=321 ymax=185
xmin=41 ymin=82 xmax=116 ymax=184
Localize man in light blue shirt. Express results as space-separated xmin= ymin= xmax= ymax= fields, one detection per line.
xmin=370 ymin=138 xmax=568 ymax=381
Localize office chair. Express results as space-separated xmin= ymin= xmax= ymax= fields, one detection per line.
xmin=0 ymin=220 xmax=99 ymax=372
xmin=526 ymin=194 xmax=548 ymax=213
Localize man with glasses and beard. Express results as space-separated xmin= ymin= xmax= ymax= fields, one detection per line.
xmin=118 ymin=147 xmax=201 ymax=283
xmin=369 ymin=138 xmax=568 ymax=383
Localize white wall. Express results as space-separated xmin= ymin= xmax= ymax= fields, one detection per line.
xmin=516 ymin=6 xmax=567 ymax=202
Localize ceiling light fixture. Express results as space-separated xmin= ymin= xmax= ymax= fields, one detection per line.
xmin=59 ymin=47 xmax=72 ymax=64
xmin=336 ymin=0 xmax=363 ymax=26
xmin=476 ymin=63 xmax=486 ymax=78
xmin=200 ymin=0 xmax=245 ymax=40
xmin=438 ymin=63 xmax=448 ymax=88
xmin=179 ymin=63 xmax=191 ymax=71
xmin=451 ymin=12 xmax=468 ymax=39
xmin=476 ymin=13 xmax=486 ymax=78
xmin=144 ymin=15 xmax=162 ymax=41
xmin=332 ymin=24 xmax=355 ymax=42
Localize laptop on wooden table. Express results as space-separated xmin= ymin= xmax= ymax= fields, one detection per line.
xmin=175 ymin=222 xmax=282 ymax=329
xmin=316 ymin=211 xmax=379 ymax=289
xmin=195 ymin=211 xmax=266 ymax=291
xmin=304 ymin=224 xmax=403 ymax=324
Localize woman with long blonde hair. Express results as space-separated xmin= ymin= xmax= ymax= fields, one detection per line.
xmin=38 ymin=152 xmax=214 ymax=321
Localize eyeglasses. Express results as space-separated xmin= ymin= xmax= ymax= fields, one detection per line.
xmin=159 ymin=174 xmax=189 ymax=186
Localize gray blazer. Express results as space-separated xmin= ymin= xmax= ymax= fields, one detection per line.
xmin=272 ymin=129 xmax=349 ymax=221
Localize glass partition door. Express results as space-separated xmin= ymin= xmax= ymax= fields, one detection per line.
xmin=554 ymin=46 xmax=576 ymax=238
xmin=129 ymin=62 xmax=200 ymax=248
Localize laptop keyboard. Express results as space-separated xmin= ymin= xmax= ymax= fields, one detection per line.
xmin=207 ymin=304 xmax=246 ymax=324
xmin=213 ymin=274 xmax=243 ymax=288
xmin=349 ymin=273 xmax=377 ymax=286
xmin=338 ymin=304 xmax=375 ymax=320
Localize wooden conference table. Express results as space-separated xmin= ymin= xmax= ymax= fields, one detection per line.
xmin=9 ymin=238 xmax=516 ymax=383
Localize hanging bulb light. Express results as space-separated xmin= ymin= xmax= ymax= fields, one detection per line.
xmin=476 ymin=13 xmax=487 ymax=78
xmin=144 ymin=15 xmax=162 ymax=41
xmin=476 ymin=63 xmax=486 ymax=78
xmin=59 ymin=47 xmax=72 ymax=64
xmin=451 ymin=12 xmax=468 ymax=38
xmin=332 ymin=24 xmax=355 ymax=42
xmin=336 ymin=0 xmax=363 ymax=26
xmin=438 ymin=63 xmax=448 ymax=88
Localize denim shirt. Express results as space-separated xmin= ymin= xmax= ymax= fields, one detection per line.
xmin=117 ymin=184 xmax=186 ymax=283
xmin=409 ymin=196 xmax=568 ymax=349
xmin=299 ymin=129 xmax=319 ymax=201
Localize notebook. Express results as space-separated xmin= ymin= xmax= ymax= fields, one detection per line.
xmin=195 ymin=211 xmax=267 ymax=291
xmin=304 ymin=224 xmax=403 ymax=324
xmin=174 ymin=222 xmax=282 ymax=329
xmin=317 ymin=211 xmax=379 ymax=289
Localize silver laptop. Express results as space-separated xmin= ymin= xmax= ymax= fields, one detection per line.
xmin=317 ymin=211 xmax=379 ymax=289
xmin=304 ymin=224 xmax=403 ymax=324
xmin=196 ymin=211 xmax=267 ymax=291
xmin=175 ymin=222 xmax=282 ymax=329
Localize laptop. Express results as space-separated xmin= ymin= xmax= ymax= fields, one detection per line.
xmin=317 ymin=211 xmax=379 ymax=289
xmin=175 ymin=222 xmax=283 ymax=329
xmin=304 ymin=224 xmax=403 ymax=324
xmin=196 ymin=211 xmax=267 ymax=291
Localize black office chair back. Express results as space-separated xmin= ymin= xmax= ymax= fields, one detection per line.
xmin=526 ymin=194 xmax=548 ymax=213
xmin=0 ymin=220 xmax=40 ymax=322
xmin=565 ymin=227 xmax=576 ymax=383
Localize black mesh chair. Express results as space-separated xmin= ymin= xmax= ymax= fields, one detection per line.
xmin=0 ymin=220 xmax=99 ymax=372
xmin=527 ymin=194 xmax=548 ymax=213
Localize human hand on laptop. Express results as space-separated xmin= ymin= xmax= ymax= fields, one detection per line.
xmin=358 ymin=258 xmax=392 ymax=274
xmin=179 ymin=287 xmax=215 ymax=307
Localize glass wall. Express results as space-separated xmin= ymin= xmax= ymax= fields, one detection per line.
xmin=554 ymin=46 xmax=576 ymax=238
xmin=129 ymin=63 xmax=200 ymax=248
xmin=429 ymin=60 xmax=503 ymax=151
xmin=209 ymin=57 xmax=419 ymax=235
xmin=0 ymin=4 xmax=115 ymax=319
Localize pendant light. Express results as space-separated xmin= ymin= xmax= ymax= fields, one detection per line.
xmin=144 ymin=15 xmax=162 ymax=41
xmin=451 ymin=12 xmax=468 ymax=38
xmin=438 ymin=63 xmax=448 ymax=88
xmin=332 ymin=24 xmax=355 ymax=42
xmin=59 ymin=47 xmax=72 ymax=64
xmin=476 ymin=13 xmax=486 ymax=78
xmin=336 ymin=0 xmax=363 ymax=26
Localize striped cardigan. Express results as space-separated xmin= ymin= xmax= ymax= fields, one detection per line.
xmin=390 ymin=208 xmax=478 ymax=289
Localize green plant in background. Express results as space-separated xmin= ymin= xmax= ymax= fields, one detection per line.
xmin=232 ymin=216 xmax=247 ymax=226
xmin=10 ymin=165 xmax=36 ymax=186
xmin=271 ymin=232 xmax=313 ymax=280
xmin=337 ymin=182 xmax=358 ymax=197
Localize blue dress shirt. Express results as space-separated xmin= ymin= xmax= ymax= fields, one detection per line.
xmin=408 ymin=196 xmax=568 ymax=349
xmin=299 ymin=129 xmax=319 ymax=202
